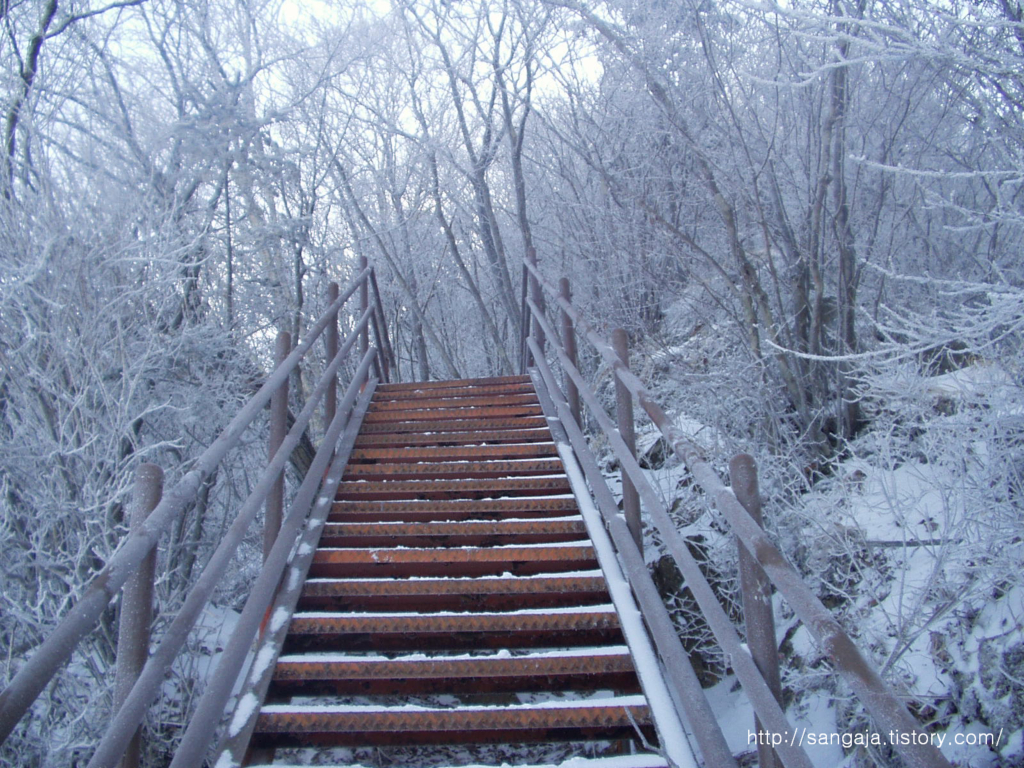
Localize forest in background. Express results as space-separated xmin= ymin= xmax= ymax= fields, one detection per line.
xmin=1 ymin=0 xmax=1022 ymax=764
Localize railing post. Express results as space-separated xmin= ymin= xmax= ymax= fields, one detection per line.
xmin=113 ymin=463 xmax=162 ymax=768
xmin=730 ymin=454 xmax=784 ymax=768
xmin=526 ymin=247 xmax=545 ymax=365
xmin=369 ymin=268 xmax=396 ymax=383
xmin=358 ymin=255 xmax=369 ymax=360
xmin=368 ymin=272 xmax=390 ymax=383
xmin=612 ymin=328 xmax=641 ymax=551
xmin=265 ymin=331 xmax=290 ymax=563
xmin=519 ymin=265 xmax=530 ymax=374
xmin=559 ymin=277 xmax=581 ymax=427
xmin=325 ymin=283 xmax=339 ymax=430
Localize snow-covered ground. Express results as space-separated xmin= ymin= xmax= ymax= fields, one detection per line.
xmin=597 ymin=355 xmax=1023 ymax=767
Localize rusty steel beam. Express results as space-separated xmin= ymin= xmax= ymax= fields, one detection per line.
xmin=349 ymin=443 xmax=559 ymax=462
xmin=302 ymin=573 xmax=605 ymax=599
xmin=297 ymin=588 xmax=609 ymax=614
xmin=368 ymin=393 xmax=539 ymax=411
xmin=377 ymin=375 xmax=531 ymax=391
xmin=329 ymin=497 xmax=579 ymax=523
xmin=285 ymin=609 xmax=621 ymax=634
xmin=253 ymin=701 xmax=653 ymax=746
xmin=343 ymin=459 xmax=564 ymax=480
xmin=269 ymin=653 xmax=639 ymax=696
xmin=321 ymin=519 xmax=587 ymax=534
xmin=308 ymin=545 xmax=596 ymax=579
xmin=354 ymin=428 xmax=554 ymax=446
xmin=363 ymin=405 xmax=544 ymax=423
xmin=319 ymin=519 xmax=586 ymax=548
xmin=322 ymin=519 xmax=586 ymax=539
xmin=311 ymin=545 xmax=594 ymax=567
xmin=370 ymin=382 xmax=537 ymax=401
xmin=359 ymin=416 xmax=550 ymax=434
xmin=335 ymin=476 xmax=571 ymax=499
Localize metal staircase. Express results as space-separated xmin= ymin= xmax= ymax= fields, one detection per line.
xmin=244 ymin=374 xmax=669 ymax=765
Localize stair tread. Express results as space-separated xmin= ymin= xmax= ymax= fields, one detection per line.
xmin=375 ymin=375 xmax=531 ymax=391
xmin=354 ymin=429 xmax=554 ymax=446
xmin=349 ymin=443 xmax=559 ymax=461
xmin=322 ymin=519 xmax=586 ymax=535
xmin=272 ymin=649 xmax=636 ymax=680
xmin=364 ymin=405 xmax=545 ymax=423
xmin=368 ymin=393 xmax=539 ymax=411
xmin=343 ymin=459 xmax=565 ymax=479
xmin=359 ymin=417 xmax=550 ymax=434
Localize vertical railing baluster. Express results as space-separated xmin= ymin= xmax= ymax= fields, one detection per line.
xmin=368 ymin=273 xmax=390 ymax=383
xmin=358 ymin=255 xmax=369 ymax=360
xmin=265 ymin=331 xmax=290 ymax=563
xmin=113 ymin=463 xmax=163 ymax=768
xmin=730 ymin=453 xmax=784 ymax=768
xmin=526 ymin=247 xmax=545 ymax=366
xmin=559 ymin=277 xmax=581 ymax=427
xmin=325 ymin=283 xmax=339 ymax=430
xmin=519 ymin=264 xmax=530 ymax=374
xmin=369 ymin=268 xmax=396 ymax=382
xmin=612 ymin=328 xmax=642 ymax=551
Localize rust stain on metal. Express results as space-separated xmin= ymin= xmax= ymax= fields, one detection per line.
xmin=364 ymin=405 xmax=544 ymax=424
xmin=303 ymin=576 xmax=605 ymax=600
xmin=256 ymin=703 xmax=651 ymax=734
xmin=331 ymin=497 xmax=578 ymax=514
xmin=334 ymin=476 xmax=572 ymax=500
xmin=287 ymin=610 xmax=621 ymax=636
xmin=376 ymin=374 xmax=531 ymax=392
xmin=349 ymin=443 xmax=559 ymax=461
xmin=343 ymin=459 xmax=564 ymax=479
xmin=369 ymin=394 xmax=539 ymax=411
xmin=312 ymin=546 xmax=594 ymax=566
xmin=370 ymin=383 xmax=537 ymax=402
xmin=359 ymin=417 xmax=550 ymax=434
xmin=273 ymin=654 xmax=635 ymax=682
xmin=354 ymin=429 xmax=554 ymax=446
xmin=321 ymin=520 xmax=585 ymax=538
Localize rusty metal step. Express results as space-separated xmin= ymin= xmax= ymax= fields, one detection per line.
xmin=342 ymin=459 xmax=565 ymax=481
xmin=368 ymin=393 xmax=539 ymax=411
xmin=318 ymin=518 xmax=587 ymax=548
xmin=252 ymin=696 xmax=655 ymax=749
xmin=268 ymin=649 xmax=641 ymax=697
xmin=354 ymin=428 xmax=553 ymax=447
xmin=359 ymin=417 xmax=550 ymax=434
xmin=307 ymin=544 xmax=597 ymax=579
xmin=297 ymin=572 xmax=609 ymax=612
xmin=335 ymin=477 xmax=572 ymax=501
xmin=281 ymin=608 xmax=625 ymax=653
xmin=363 ymin=405 xmax=545 ymax=423
xmin=329 ymin=497 xmax=579 ymax=522
xmin=349 ymin=443 xmax=560 ymax=462
xmin=375 ymin=375 xmax=531 ymax=392
xmin=369 ymin=381 xmax=538 ymax=402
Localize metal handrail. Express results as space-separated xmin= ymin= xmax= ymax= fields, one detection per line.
xmin=0 ymin=264 xmax=394 ymax=766
xmin=521 ymin=255 xmax=953 ymax=768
